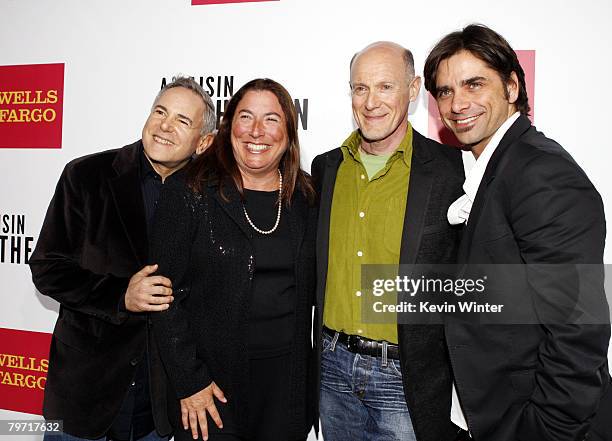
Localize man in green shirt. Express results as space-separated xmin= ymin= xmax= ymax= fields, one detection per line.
xmin=311 ymin=42 xmax=465 ymax=441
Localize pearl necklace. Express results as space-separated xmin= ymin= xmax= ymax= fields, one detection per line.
xmin=242 ymin=169 xmax=282 ymax=235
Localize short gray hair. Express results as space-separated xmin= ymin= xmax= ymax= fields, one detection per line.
xmin=154 ymin=75 xmax=216 ymax=135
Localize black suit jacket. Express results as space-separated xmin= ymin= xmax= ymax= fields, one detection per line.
xmin=446 ymin=115 xmax=611 ymax=441
xmin=29 ymin=141 xmax=170 ymax=438
xmin=311 ymin=128 xmax=465 ymax=441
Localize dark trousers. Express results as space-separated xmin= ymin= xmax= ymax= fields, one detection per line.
xmin=205 ymin=436 xmax=306 ymax=441
xmin=173 ymin=353 xmax=307 ymax=441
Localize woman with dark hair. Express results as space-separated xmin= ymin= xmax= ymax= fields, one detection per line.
xmin=150 ymin=78 xmax=317 ymax=441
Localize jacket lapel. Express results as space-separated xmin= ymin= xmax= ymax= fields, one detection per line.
xmin=108 ymin=141 xmax=149 ymax=266
xmin=288 ymin=192 xmax=307 ymax=257
xmin=316 ymin=150 xmax=343 ymax=308
xmin=457 ymin=115 xmax=532 ymax=262
xmin=399 ymin=129 xmax=434 ymax=265
xmin=210 ymin=180 xmax=254 ymax=239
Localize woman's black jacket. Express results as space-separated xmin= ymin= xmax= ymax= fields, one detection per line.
xmin=149 ymin=178 xmax=317 ymax=438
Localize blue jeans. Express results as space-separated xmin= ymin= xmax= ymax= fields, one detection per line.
xmin=319 ymin=331 xmax=416 ymax=441
xmin=43 ymin=430 xmax=168 ymax=441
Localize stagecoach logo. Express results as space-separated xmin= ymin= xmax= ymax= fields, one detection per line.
xmin=427 ymin=50 xmax=535 ymax=146
xmin=0 ymin=328 xmax=51 ymax=415
xmin=0 ymin=63 xmax=64 ymax=149
xmin=192 ymin=0 xmax=278 ymax=4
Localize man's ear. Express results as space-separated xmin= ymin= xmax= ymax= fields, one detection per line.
xmin=196 ymin=132 xmax=215 ymax=155
xmin=408 ymin=76 xmax=422 ymax=103
xmin=507 ymin=71 xmax=519 ymax=105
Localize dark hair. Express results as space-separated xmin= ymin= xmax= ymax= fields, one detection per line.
xmin=187 ymin=78 xmax=315 ymax=205
xmin=423 ymin=24 xmax=530 ymax=115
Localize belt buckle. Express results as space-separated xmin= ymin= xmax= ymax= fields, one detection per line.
xmin=346 ymin=334 xmax=360 ymax=353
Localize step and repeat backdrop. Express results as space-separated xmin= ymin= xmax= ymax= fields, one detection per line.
xmin=1 ymin=0 xmax=611 ymax=439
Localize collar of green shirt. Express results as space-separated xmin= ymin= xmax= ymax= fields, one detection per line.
xmin=340 ymin=122 xmax=413 ymax=168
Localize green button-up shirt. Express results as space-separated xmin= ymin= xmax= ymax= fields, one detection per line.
xmin=323 ymin=125 xmax=413 ymax=343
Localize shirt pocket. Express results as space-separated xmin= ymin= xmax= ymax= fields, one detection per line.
xmin=383 ymin=197 xmax=406 ymax=254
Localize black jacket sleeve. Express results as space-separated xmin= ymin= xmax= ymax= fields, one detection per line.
xmin=29 ymin=164 xmax=130 ymax=325
xmin=149 ymin=181 xmax=212 ymax=399
xmin=512 ymin=152 xmax=610 ymax=441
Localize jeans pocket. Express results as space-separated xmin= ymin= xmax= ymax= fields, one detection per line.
xmin=388 ymin=359 xmax=403 ymax=377
xmin=321 ymin=333 xmax=333 ymax=353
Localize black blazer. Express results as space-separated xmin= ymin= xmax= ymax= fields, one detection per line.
xmin=149 ymin=178 xmax=317 ymax=439
xmin=446 ymin=115 xmax=611 ymax=441
xmin=29 ymin=141 xmax=170 ymax=438
xmin=311 ymin=128 xmax=465 ymax=441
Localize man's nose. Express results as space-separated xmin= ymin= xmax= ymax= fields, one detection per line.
xmin=364 ymin=90 xmax=382 ymax=110
xmin=451 ymin=90 xmax=470 ymax=113
xmin=160 ymin=116 xmax=175 ymax=132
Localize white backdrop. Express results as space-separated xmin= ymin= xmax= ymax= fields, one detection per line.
xmin=1 ymin=0 xmax=611 ymax=439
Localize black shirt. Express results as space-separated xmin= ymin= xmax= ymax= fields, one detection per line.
xmin=108 ymin=148 xmax=165 ymax=440
xmin=141 ymin=150 xmax=164 ymax=233
xmin=243 ymin=189 xmax=297 ymax=358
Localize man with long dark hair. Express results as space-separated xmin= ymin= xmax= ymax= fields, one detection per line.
xmin=424 ymin=24 xmax=610 ymax=441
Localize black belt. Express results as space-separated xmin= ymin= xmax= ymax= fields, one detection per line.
xmin=323 ymin=326 xmax=400 ymax=360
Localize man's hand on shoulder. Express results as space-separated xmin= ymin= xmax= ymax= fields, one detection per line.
xmin=125 ymin=264 xmax=173 ymax=312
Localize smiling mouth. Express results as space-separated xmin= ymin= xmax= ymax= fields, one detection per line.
xmin=246 ymin=143 xmax=271 ymax=153
xmin=153 ymin=135 xmax=173 ymax=145
xmin=364 ymin=114 xmax=387 ymax=121
xmin=450 ymin=114 xmax=482 ymax=132
xmin=453 ymin=114 xmax=481 ymax=125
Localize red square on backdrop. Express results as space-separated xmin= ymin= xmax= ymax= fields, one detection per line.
xmin=192 ymin=0 xmax=278 ymax=4
xmin=427 ymin=50 xmax=535 ymax=146
xmin=0 ymin=328 xmax=51 ymax=415
xmin=0 ymin=63 xmax=64 ymax=149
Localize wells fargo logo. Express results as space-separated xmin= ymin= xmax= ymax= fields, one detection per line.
xmin=0 ymin=328 xmax=51 ymax=415
xmin=0 ymin=354 xmax=47 ymax=389
xmin=0 ymin=90 xmax=59 ymax=122
xmin=192 ymin=0 xmax=278 ymax=5
xmin=427 ymin=50 xmax=535 ymax=146
xmin=0 ymin=63 xmax=64 ymax=149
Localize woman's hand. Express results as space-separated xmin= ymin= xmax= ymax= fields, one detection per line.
xmin=180 ymin=381 xmax=227 ymax=440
